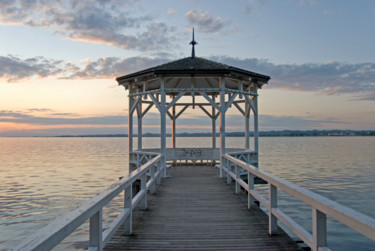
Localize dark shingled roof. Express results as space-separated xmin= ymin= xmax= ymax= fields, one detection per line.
xmin=116 ymin=56 xmax=270 ymax=83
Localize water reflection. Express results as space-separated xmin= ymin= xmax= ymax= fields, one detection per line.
xmin=0 ymin=137 xmax=374 ymax=250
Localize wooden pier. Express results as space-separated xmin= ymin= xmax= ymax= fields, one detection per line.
xmin=105 ymin=165 xmax=301 ymax=250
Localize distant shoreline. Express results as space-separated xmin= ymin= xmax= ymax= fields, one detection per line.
xmin=51 ymin=130 xmax=375 ymax=138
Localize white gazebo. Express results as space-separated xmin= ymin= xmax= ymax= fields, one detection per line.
xmin=116 ymin=32 xmax=270 ymax=177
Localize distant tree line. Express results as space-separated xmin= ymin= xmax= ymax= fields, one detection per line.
xmin=56 ymin=130 xmax=375 ymax=137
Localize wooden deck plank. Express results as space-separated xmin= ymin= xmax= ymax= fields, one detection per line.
xmin=105 ymin=165 xmax=301 ymax=250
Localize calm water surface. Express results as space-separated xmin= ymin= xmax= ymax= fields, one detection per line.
xmin=0 ymin=137 xmax=374 ymax=250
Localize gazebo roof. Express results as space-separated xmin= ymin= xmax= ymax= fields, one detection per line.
xmin=116 ymin=56 xmax=270 ymax=88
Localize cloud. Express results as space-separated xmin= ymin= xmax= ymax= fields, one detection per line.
xmin=244 ymin=0 xmax=265 ymax=16
xmin=0 ymin=110 xmax=126 ymax=126
xmin=0 ymin=55 xmax=169 ymax=82
xmin=185 ymin=9 xmax=226 ymax=33
xmin=167 ymin=8 xmax=176 ymax=15
xmin=0 ymin=55 xmax=72 ymax=82
xmin=259 ymin=114 xmax=345 ymax=130
xmin=0 ymin=0 xmax=176 ymax=51
xmin=211 ymin=56 xmax=375 ymax=101
xmin=2 ymin=54 xmax=375 ymax=101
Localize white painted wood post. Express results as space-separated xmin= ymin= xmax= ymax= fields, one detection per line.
xmin=150 ymin=164 xmax=156 ymax=194
xmin=227 ymin=162 xmax=232 ymax=184
xmin=172 ymin=101 xmax=176 ymax=149
xmin=269 ymin=184 xmax=278 ymax=235
xmin=128 ymin=87 xmax=134 ymax=174
xmin=219 ymin=77 xmax=226 ymax=178
xmin=248 ymin=172 xmax=255 ymax=209
xmin=137 ymin=98 xmax=142 ymax=151
xmin=140 ymin=173 xmax=147 ymax=210
xmin=89 ymin=209 xmax=102 ymax=251
xmin=312 ymin=208 xmax=327 ymax=251
xmin=212 ymin=94 xmax=216 ymax=149
xmin=156 ymin=161 xmax=161 ymax=185
xmin=253 ymin=94 xmax=259 ymax=167
xmin=245 ymin=95 xmax=250 ymax=150
xmin=160 ymin=78 xmax=167 ymax=178
xmin=235 ymin=165 xmax=241 ymax=194
xmin=124 ymin=185 xmax=132 ymax=235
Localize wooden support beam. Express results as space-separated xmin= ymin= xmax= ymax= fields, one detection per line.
xmin=234 ymin=102 xmax=245 ymax=116
xmin=175 ymin=105 xmax=189 ymax=119
xmin=245 ymin=95 xmax=257 ymax=115
xmin=269 ymin=184 xmax=278 ymax=235
xmin=137 ymin=101 xmax=142 ymax=151
xmin=148 ymin=93 xmax=161 ymax=112
xmin=172 ymin=104 xmax=176 ymax=149
xmin=313 ymin=209 xmax=327 ymax=251
xmin=245 ymin=99 xmax=250 ymax=149
xmin=212 ymin=95 xmax=216 ymax=149
xmin=198 ymin=105 xmax=214 ymax=119
xmin=130 ymin=96 xmax=141 ymax=116
xmin=123 ymin=185 xmax=132 ymax=235
xmin=89 ymin=210 xmax=102 ymax=250
xmin=141 ymin=103 xmax=153 ymax=118
xmin=219 ymin=77 xmax=226 ymax=178
xmin=166 ymin=111 xmax=173 ymax=120
xmin=225 ymin=93 xmax=238 ymax=112
xmin=200 ymin=91 xmax=221 ymax=112
xmin=166 ymin=91 xmax=185 ymax=111
xmin=160 ymin=78 xmax=167 ymax=176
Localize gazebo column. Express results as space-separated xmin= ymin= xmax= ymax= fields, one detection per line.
xmin=128 ymin=86 xmax=134 ymax=174
xmin=212 ymin=95 xmax=216 ymax=149
xmin=172 ymin=103 xmax=176 ymax=149
xmin=160 ymin=78 xmax=167 ymax=177
xmin=219 ymin=77 xmax=226 ymax=178
xmin=245 ymin=96 xmax=250 ymax=150
xmin=253 ymin=93 xmax=259 ymax=167
xmin=137 ymin=99 xmax=143 ymax=151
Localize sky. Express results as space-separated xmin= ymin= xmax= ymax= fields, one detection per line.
xmin=1 ymin=0 xmax=375 ymax=136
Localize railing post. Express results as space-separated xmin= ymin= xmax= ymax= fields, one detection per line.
xmin=268 ymin=184 xmax=278 ymax=235
xmin=235 ymin=165 xmax=241 ymax=194
xmin=313 ymin=208 xmax=327 ymax=251
xmin=89 ymin=209 xmax=102 ymax=251
xmin=163 ymin=162 xmax=167 ymax=178
xmin=124 ymin=185 xmax=132 ymax=235
xmin=220 ymin=157 xmax=226 ymax=178
xmin=248 ymin=172 xmax=255 ymax=209
xmin=150 ymin=164 xmax=156 ymax=194
xmin=227 ymin=161 xmax=232 ymax=184
xmin=140 ymin=173 xmax=147 ymax=210
xmin=156 ymin=161 xmax=161 ymax=185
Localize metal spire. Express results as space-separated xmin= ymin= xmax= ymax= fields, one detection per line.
xmin=189 ymin=28 xmax=197 ymax=58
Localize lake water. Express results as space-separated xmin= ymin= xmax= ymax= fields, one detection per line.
xmin=0 ymin=137 xmax=374 ymax=250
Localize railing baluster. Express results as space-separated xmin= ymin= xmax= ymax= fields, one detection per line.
xmin=248 ymin=172 xmax=255 ymax=209
xmin=313 ymin=208 xmax=327 ymax=251
xmin=89 ymin=209 xmax=103 ymax=251
xmin=124 ymin=185 xmax=132 ymax=235
xmin=269 ymin=184 xmax=278 ymax=235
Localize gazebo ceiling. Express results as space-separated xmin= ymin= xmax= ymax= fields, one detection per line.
xmin=116 ymin=56 xmax=271 ymax=93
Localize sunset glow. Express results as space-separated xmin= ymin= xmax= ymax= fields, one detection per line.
xmin=1 ymin=0 xmax=374 ymax=136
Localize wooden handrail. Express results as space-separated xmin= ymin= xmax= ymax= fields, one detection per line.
xmin=12 ymin=154 xmax=163 ymax=251
xmin=223 ymin=153 xmax=375 ymax=251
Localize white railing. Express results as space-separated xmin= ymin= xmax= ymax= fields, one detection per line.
xmin=12 ymin=154 xmax=164 ymax=251
xmin=223 ymin=154 xmax=375 ymax=251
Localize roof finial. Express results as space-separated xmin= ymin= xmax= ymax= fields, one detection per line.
xmin=189 ymin=27 xmax=197 ymax=58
